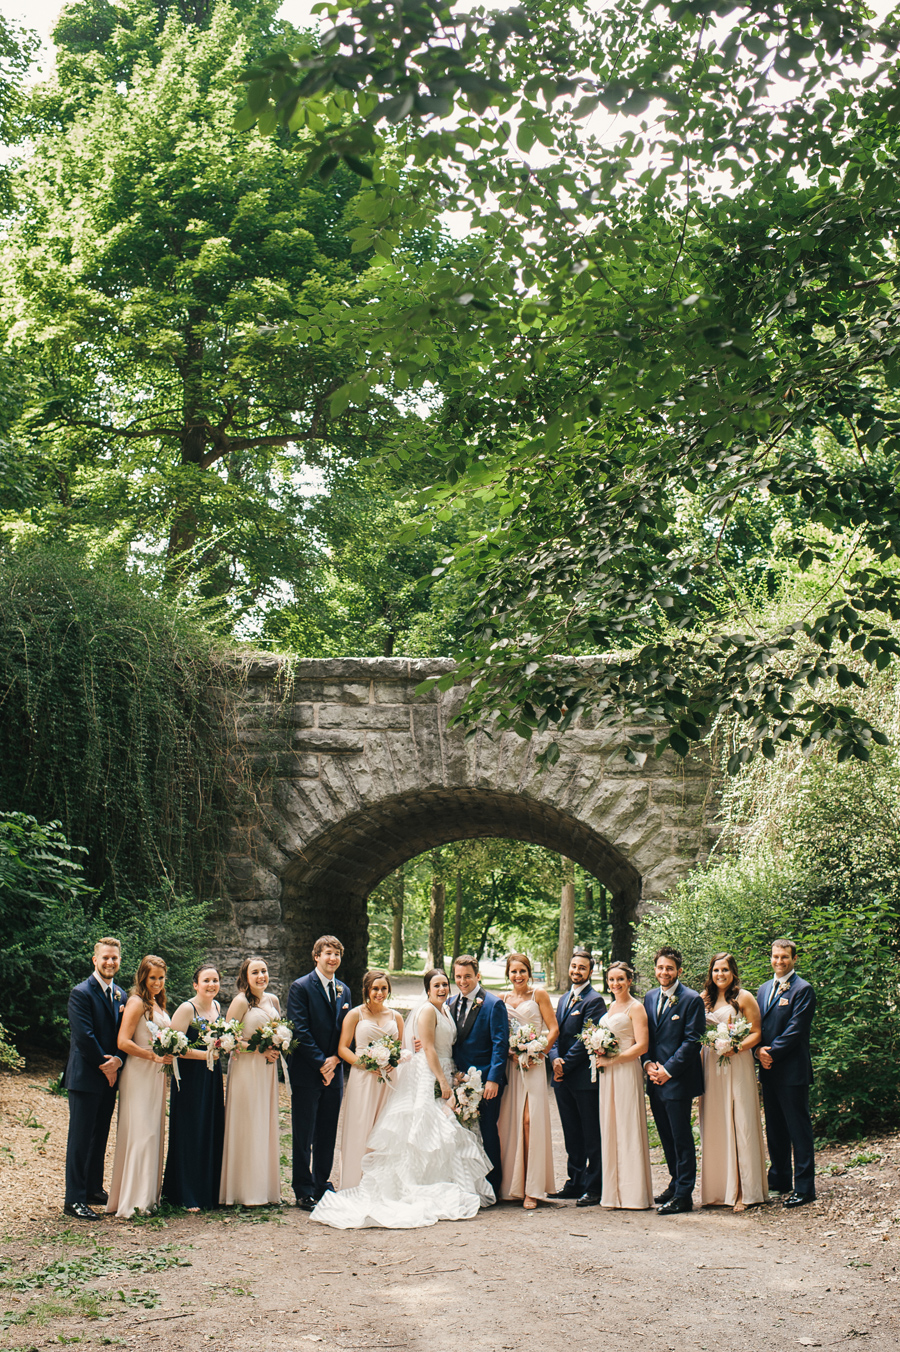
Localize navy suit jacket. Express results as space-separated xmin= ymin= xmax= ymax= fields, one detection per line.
xmin=286 ymin=971 xmax=352 ymax=1087
xmin=756 ymin=974 xmax=815 ymax=1087
xmin=450 ymin=988 xmax=508 ymax=1087
xmin=549 ymin=984 xmax=608 ymax=1091
xmin=643 ymin=983 xmax=705 ymax=1100
xmin=63 ymin=973 xmax=127 ymax=1094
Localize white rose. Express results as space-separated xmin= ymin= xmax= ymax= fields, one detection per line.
xmin=714 ymin=1038 xmax=731 ymax=1055
xmin=221 ymin=1035 xmax=236 ymax=1052
xmin=372 ymin=1045 xmax=391 ymax=1066
xmin=275 ymin=1024 xmax=291 ymax=1045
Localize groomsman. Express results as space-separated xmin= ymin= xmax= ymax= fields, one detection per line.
xmin=450 ymin=955 xmax=509 ymax=1193
xmin=287 ymin=935 xmax=352 ymax=1211
xmin=756 ymin=938 xmax=817 ymax=1207
xmin=643 ymin=946 xmax=705 ymax=1214
xmin=548 ymin=948 xmax=606 ymax=1206
xmin=62 ymin=937 xmax=127 ymax=1220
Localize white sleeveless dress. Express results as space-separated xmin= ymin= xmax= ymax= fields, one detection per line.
xmin=311 ymin=1003 xmax=495 ymax=1228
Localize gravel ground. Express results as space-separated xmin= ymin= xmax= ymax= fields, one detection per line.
xmin=2 ymin=1058 xmax=899 ymax=1351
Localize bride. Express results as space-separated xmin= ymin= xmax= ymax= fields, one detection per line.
xmin=310 ymin=968 xmax=495 ymax=1229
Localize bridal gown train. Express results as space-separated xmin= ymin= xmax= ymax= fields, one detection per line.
xmin=311 ymin=1005 xmax=495 ymax=1229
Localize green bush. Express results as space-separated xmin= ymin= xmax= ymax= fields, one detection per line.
xmin=636 ymin=854 xmax=900 ymax=1138
xmin=0 ymin=811 xmax=211 ymax=1052
xmin=0 ymin=1016 xmax=24 ymax=1071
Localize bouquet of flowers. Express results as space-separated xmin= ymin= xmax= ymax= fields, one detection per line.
xmin=194 ymin=1016 xmax=243 ymax=1071
xmin=577 ymin=1019 xmax=619 ymax=1080
xmin=509 ymin=1021 xmax=549 ymax=1070
xmin=147 ymin=1024 xmax=190 ymax=1083
xmin=701 ymin=1013 xmax=751 ymax=1068
xmin=245 ymin=1016 xmax=298 ymax=1058
xmin=449 ymin=1067 xmax=484 ymax=1128
xmin=357 ymin=1033 xmax=404 ymax=1084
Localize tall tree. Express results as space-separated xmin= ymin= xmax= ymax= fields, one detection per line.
xmin=240 ymin=0 xmax=900 ymax=768
xmin=3 ymin=0 xmax=437 ymax=605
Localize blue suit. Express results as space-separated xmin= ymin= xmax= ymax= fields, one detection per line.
xmin=549 ymin=983 xmax=607 ymax=1197
xmin=450 ymin=987 xmax=508 ymax=1191
xmin=643 ymin=983 xmax=705 ymax=1199
xmin=286 ymin=970 xmax=352 ymax=1200
xmin=62 ymin=972 xmax=126 ymax=1205
xmin=756 ymin=972 xmax=816 ymax=1196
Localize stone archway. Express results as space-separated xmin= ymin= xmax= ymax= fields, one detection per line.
xmin=214 ymin=657 xmax=718 ymax=997
xmin=279 ymin=787 xmax=642 ymax=996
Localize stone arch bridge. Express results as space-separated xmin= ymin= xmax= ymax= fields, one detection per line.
xmin=212 ymin=657 xmax=718 ymax=998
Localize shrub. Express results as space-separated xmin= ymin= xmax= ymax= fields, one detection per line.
xmin=0 ymin=811 xmax=211 ymax=1052
xmin=636 ymin=855 xmax=900 ymax=1138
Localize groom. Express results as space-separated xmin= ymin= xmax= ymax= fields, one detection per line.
xmin=756 ymin=938 xmax=817 ymax=1208
xmin=450 ymin=955 xmax=508 ymax=1192
xmin=287 ymin=935 xmax=352 ymax=1211
xmin=643 ymin=945 xmax=706 ymax=1215
xmin=62 ymin=937 xmax=127 ymax=1220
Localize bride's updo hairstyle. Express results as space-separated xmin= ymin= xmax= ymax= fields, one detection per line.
xmin=132 ymin=954 xmax=168 ymax=1016
xmin=363 ymin=969 xmax=392 ymax=1004
xmin=505 ymin=953 xmax=532 ymax=980
xmin=607 ymin=960 xmax=635 ymax=988
xmin=423 ymin=968 xmax=449 ymax=994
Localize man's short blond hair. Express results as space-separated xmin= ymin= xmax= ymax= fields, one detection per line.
xmin=93 ymin=937 xmax=121 ymax=953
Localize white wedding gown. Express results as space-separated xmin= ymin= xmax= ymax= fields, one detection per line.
xmin=310 ymin=1004 xmax=495 ymax=1229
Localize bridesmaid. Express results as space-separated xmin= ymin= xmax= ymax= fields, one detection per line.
xmin=219 ymin=956 xmax=282 ymax=1207
xmin=699 ymin=952 xmax=768 ymax=1212
xmin=162 ymin=962 xmax=226 ymax=1211
xmin=337 ymin=970 xmax=406 ymax=1188
xmin=592 ymin=961 xmax=653 ymax=1210
xmin=497 ymin=953 xmax=558 ymax=1209
xmin=107 ymin=955 xmax=174 ymax=1218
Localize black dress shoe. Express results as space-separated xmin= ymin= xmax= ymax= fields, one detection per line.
xmin=783 ymin=1191 xmax=816 ymax=1208
xmin=547 ymin=1184 xmax=581 ymax=1200
xmin=87 ymin=1191 xmax=108 ymax=1205
xmin=657 ymin=1195 xmax=693 ymax=1216
xmin=575 ymin=1193 xmax=602 ymax=1207
xmin=296 ymin=1196 xmax=317 ymax=1212
xmin=64 ymin=1202 xmax=100 ymax=1221
xmin=654 ymin=1185 xmax=675 ymax=1205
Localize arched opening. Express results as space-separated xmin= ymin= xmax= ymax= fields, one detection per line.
xmin=280 ymin=787 xmax=641 ymax=997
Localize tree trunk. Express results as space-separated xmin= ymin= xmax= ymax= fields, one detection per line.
xmin=452 ymin=871 xmax=463 ymax=962
xmin=555 ymin=857 xmax=576 ymax=991
xmin=427 ymin=849 xmax=444 ymax=969
xmin=389 ymin=867 xmax=404 ymax=971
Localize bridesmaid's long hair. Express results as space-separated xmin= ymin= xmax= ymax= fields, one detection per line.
xmin=702 ymin=952 xmax=742 ymax=1012
xmin=505 ymin=952 xmax=532 ymax=981
xmin=363 ymin=970 xmax=391 ymax=1006
xmin=132 ymin=954 xmax=167 ymax=1017
xmin=236 ymin=956 xmax=267 ymax=1008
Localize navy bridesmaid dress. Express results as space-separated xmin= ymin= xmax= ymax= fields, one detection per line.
xmin=162 ymin=1001 xmax=225 ymax=1209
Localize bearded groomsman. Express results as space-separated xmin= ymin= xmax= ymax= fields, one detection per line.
xmin=287 ymin=935 xmax=352 ymax=1211
xmin=63 ymin=937 xmax=127 ymax=1220
xmin=756 ymin=938 xmax=817 ymax=1208
xmin=548 ymin=947 xmax=607 ymax=1206
xmin=643 ymin=946 xmax=706 ymax=1215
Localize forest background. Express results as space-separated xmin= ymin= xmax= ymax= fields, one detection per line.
xmin=1 ymin=0 xmax=900 ymax=1137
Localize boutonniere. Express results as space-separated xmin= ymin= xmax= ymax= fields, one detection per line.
xmin=569 ymin=992 xmax=583 ymax=1008
xmin=473 ymin=997 xmax=484 ymax=1009
xmin=666 ymin=989 xmax=680 ymax=1010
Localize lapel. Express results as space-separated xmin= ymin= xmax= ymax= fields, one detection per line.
xmin=459 ymin=988 xmax=484 ymax=1041
xmin=313 ymin=972 xmax=341 ymax=1020
xmin=558 ymin=990 xmax=570 ymax=1023
xmin=89 ymin=973 xmax=116 ymax=1028
xmin=646 ymin=990 xmax=659 ymax=1032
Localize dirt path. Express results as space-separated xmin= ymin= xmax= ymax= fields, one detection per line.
xmin=2 ymin=1062 xmax=899 ymax=1351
